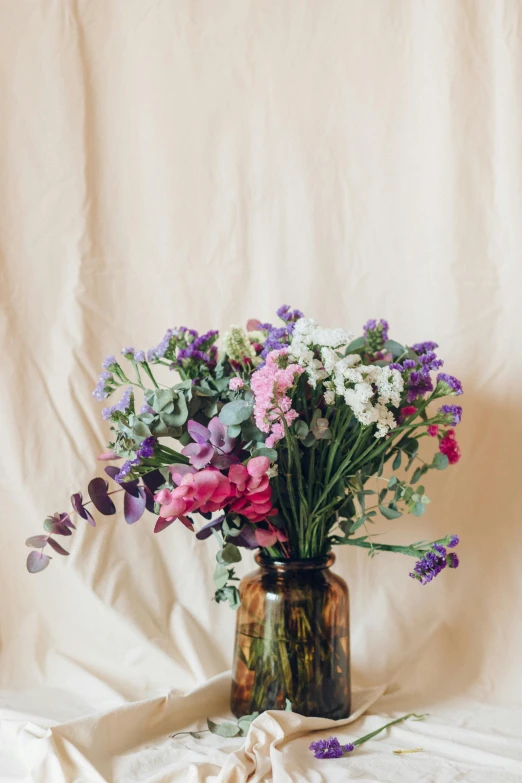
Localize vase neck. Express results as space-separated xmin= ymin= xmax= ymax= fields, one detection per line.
xmin=255 ymin=553 xmax=335 ymax=572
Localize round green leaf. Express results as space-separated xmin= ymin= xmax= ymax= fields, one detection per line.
xmin=219 ymin=400 xmax=253 ymax=426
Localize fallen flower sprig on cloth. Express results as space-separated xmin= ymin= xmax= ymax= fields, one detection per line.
xmin=393 ymin=748 xmax=424 ymax=754
xmin=309 ymin=713 xmax=427 ymax=759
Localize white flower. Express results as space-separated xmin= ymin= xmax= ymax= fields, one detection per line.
xmin=324 ymin=388 xmax=336 ymax=405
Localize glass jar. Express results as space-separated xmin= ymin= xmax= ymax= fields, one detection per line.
xmin=230 ymin=553 xmax=350 ymax=719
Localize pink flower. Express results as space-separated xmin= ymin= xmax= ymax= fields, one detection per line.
xmin=399 ymin=405 xmax=417 ymax=420
xmin=97 ymin=450 xmax=119 ymax=461
xmin=228 ymin=457 xmax=278 ymax=523
xmin=439 ymin=429 xmax=461 ymax=465
xmin=229 ymin=377 xmax=245 ymax=391
xmin=428 ymin=425 xmax=439 ymax=437
xmin=154 ymin=455 xmax=280 ymax=531
xmin=250 ymin=349 xmax=303 ymax=447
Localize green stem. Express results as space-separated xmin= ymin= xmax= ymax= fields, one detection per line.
xmin=352 ymin=713 xmax=427 ymax=747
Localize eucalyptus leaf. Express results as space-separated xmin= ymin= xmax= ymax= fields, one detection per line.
xmin=293 ymin=420 xmax=309 ymax=439
xmin=213 ymin=563 xmax=229 ymax=589
xmin=345 ymin=336 xmax=365 ymax=353
xmin=392 ymin=451 xmax=402 ymax=470
xmin=219 ymin=543 xmax=242 ymax=564
xmin=379 ymin=504 xmax=403 ymax=520
xmin=207 ymin=719 xmax=241 ymax=738
xmin=411 ymin=467 xmax=423 ymax=484
xmin=133 ymin=421 xmax=152 ymax=438
xmin=412 ymin=502 xmax=426 ymax=517
xmin=384 ymin=339 xmax=407 ymax=357
xmin=27 ymin=551 xmax=51 ymax=573
xmin=433 ymin=452 xmax=449 ymax=470
xmin=252 ymin=447 xmax=277 ymax=462
xmin=219 ymin=400 xmax=254 ymax=426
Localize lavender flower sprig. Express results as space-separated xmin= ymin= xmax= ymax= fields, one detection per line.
xmin=309 ymin=713 xmax=427 ymax=759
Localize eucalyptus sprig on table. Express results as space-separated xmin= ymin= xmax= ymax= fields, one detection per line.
xmin=171 ymin=699 xmax=293 ymax=741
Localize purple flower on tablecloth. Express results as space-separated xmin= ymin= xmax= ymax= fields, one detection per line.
xmin=436 ymin=373 xmax=463 ymax=396
xmin=309 ymin=737 xmax=355 ymax=759
xmin=438 ymin=404 xmax=463 ymax=425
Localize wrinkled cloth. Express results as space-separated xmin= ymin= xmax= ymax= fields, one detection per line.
xmin=1 ymin=0 xmax=522 ymax=780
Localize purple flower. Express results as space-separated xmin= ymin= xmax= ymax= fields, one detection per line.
xmin=410 ymin=549 xmax=447 ymax=585
xmin=406 ymin=369 xmax=434 ymax=402
xmin=363 ymin=318 xmax=389 ymax=353
xmin=438 ymin=404 xmax=462 ymax=425
xmin=92 ymin=371 xmax=113 ymax=401
xmin=418 ymin=351 xmax=444 ymax=371
xmin=114 ymin=460 xmax=133 ymax=483
xmin=432 ymin=543 xmax=447 ymax=557
xmin=411 ymin=341 xmax=439 ymax=355
xmin=388 ymin=363 xmax=404 ymax=372
xmin=102 ymin=355 xmax=117 ymax=370
xmin=436 ymin=373 xmax=463 ymax=396
xmin=309 ymin=737 xmax=354 ymax=759
xmin=121 ymin=346 xmax=135 ymax=358
xmin=193 ymin=330 xmax=219 ymax=351
xmin=136 ymin=436 xmax=155 ymax=459
xmin=177 ymin=347 xmax=211 ymax=364
xmin=403 ymin=359 xmax=417 ymax=370
xmin=150 ymin=328 xmax=177 ymax=360
xmin=140 ymin=404 xmax=155 ymax=415
xmin=134 ymin=350 xmax=146 ymax=363
xmin=101 ymin=387 xmax=133 ymax=420
xmin=447 ymin=552 xmax=459 ymax=568
xmin=277 ymin=304 xmax=304 ymax=324
xmin=448 ymin=534 xmax=459 ymax=547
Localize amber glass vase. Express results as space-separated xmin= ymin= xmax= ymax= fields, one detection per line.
xmin=230 ymin=553 xmax=350 ymax=719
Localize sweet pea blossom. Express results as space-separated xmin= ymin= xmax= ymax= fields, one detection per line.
xmin=154 ymin=456 xmax=278 ymax=532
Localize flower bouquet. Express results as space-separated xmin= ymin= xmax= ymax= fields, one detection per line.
xmin=27 ymin=306 xmax=463 ymax=718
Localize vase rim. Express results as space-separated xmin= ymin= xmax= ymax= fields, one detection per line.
xmin=255 ymin=552 xmax=335 ymax=570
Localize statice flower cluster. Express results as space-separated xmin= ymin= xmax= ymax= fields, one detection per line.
xmin=276 ymin=304 xmax=304 ymax=332
xmin=363 ymin=318 xmax=389 ymax=356
xmin=93 ymin=371 xmax=114 ymax=401
xmin=257 ymin=305 xmax=304 ymax=360
xmin=409 ymin=537 xmax=460 ymax=585
xmin=439 ymin=404 xmax=462 ymax=425
xmin=250 ymin=348 xmax=304 ymax=447
xmin=114 ymin=436 xmax=157 ymax=483
xmin=101 ymin=387 xmax=133 ymax=419
xmin=439 ymin=429 xmax=461 ymax=464
xmin=309 ymin=736 xmax=354 ymax=759
xmin=436 ymin=372 xmax=463 ymax=396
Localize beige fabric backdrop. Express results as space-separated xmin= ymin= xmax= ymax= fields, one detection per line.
xmin=1 ymin=0 xmax=521 ymax=780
